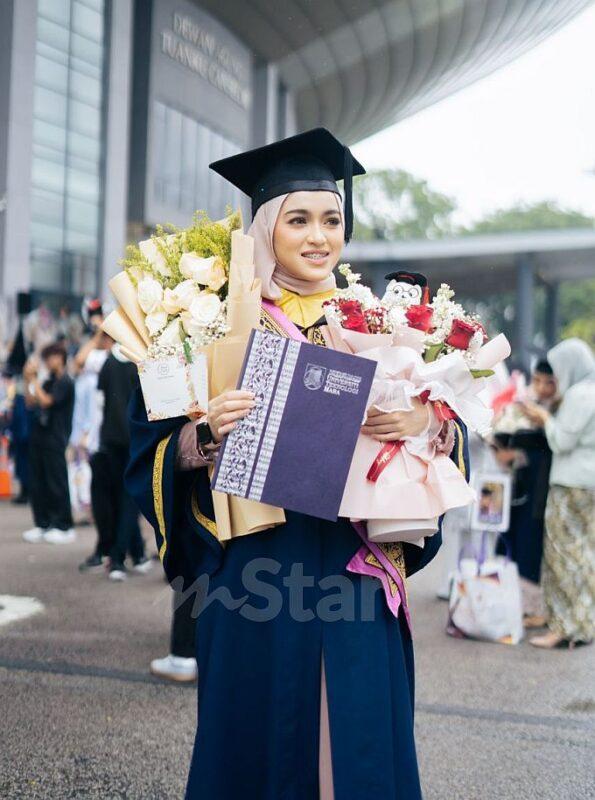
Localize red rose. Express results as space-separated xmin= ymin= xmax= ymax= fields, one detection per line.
xmin=405 ymin=304 xmax=434 ymax=332
xmin=338 ymin=300 xmax=369 ymax=333
xmin=446 ymin=318 xmax=477 ymax=350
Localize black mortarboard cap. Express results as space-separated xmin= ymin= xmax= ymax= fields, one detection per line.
xmin=384 ymin=270 xmax=428 ymax=288
xmin=209 ymin=127 xmax=365 ymax=243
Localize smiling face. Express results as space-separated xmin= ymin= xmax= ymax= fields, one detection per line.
xmin=272 ymin=191 xmax=344 ymax=284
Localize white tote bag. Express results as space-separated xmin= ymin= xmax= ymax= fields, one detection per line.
xmin=447 ymin=536 xmax=523 ymax=645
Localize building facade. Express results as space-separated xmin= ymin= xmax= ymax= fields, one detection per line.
xmin=0 ymin=0 xmax=592 ymax=324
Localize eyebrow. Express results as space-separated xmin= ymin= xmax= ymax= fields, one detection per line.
xmin=283 ymin=208 xmax=341 ymax=216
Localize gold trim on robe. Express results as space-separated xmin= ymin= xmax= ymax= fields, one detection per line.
xmin=153 ymin=433 xmax=173 ymax=562
xmin=191 ymin=489 xmax=219 ymax=540
xmin=452 ymin=420 xmax=467 ymax=479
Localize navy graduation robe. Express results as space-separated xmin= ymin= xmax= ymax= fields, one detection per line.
xmin=126 ymin=383 xmax=469 ymax=800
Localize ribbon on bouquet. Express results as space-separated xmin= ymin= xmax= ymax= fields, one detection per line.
xmin=366 ymin=392 xmax=456 ymax=483
xmin=366 ymin=441 xmax=404 ymax=482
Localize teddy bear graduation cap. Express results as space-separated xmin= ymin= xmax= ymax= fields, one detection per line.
xmin=383 ymin=270 xmax=430 ymax=306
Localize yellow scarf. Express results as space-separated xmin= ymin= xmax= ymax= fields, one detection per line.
xmin=274 ymin=287 xmax=336 ymax=329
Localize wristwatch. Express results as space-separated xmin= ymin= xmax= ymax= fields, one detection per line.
xmin=196 ymin=420 xmax=219 ymax=462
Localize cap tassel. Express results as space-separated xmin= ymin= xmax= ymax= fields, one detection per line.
xmin=343 ymin=146 xmax=353 ymax=243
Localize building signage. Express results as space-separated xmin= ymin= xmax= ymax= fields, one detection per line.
xmin=160 ymin=11 xmax=251 ymax=110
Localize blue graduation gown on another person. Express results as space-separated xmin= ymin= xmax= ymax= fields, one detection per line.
xmin=126 ymin=380 xmax=468 ymax=800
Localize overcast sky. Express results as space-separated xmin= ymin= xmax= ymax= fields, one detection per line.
xmin=352 ymin=4 xmax=595 ymax=225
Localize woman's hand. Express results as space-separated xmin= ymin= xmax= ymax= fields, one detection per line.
xmin=207 ymin=390 xmax=256 ymax=443
xmin=361 ymin=396 xmax=431 ymax=442
xmin=517 ymin=400 xmax=550 ymax=428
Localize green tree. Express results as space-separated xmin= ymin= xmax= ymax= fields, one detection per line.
xmin=559 ymin=278 xmax=595 ymax=348
xmin=353 ymin=169 xmax=457 ymax=241
xmin=463 ymin=200 xmax=595 ymax=235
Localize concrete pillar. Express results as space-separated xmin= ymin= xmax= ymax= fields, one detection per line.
xmin=251 ymin=61 xmax=279 ymax=147
xmin=100 ymin=0 xmax=134 ymax=301
xmin=514 ymin=253 xmax=535 ymax=371
xmin=544 ymin=281 xmax=560 ymax=349
xmin=0 ymin=0 xmax=37 ymax=321
xmin=278 ymin=85 xmax=298 ymax=138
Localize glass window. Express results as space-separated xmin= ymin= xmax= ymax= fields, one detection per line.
xmin=68 ymin=130 xmax=101 ymax=161
xmin=180 ymin=116 xmax=198 ymax=213
xmin=38 ymin=0 xmax=71 ymax=27
xmin=66 ymin=166 xmax=100 ymax=203
xmin=70 ymin=31 xmax=103 ymax=68
xmin=34 ymin=86 xmax=68 ymax=128
xmin=65 ymin=196 xmax=100 ymax=235
xmin=31 ymin=189 xmax=65 ymax=227
xmin=37 ymin=17 xmax=70 ymax=52
xmin=152 ymin=101 xmax=242 ymax=218
xmin=35 ymin=54 xmax=69 ymax=94
xmin=69 ymin=70 xmax=102 ymax=107
xmin=33 ymin=118 xmax=67 ymax=153
xmin=69 ymin=98 xmax=101 ymax=138
xmin=31 ymin=220 xmax=65 ymax=251
xmin=72 ymin=1 xmax=104 ymax=43
xmin=32 ymin=156 xmax=66 ymax=194
xmin=30 ymin=0 xmax=106 ymax=297
xmin=163 ymin=106 xmax=182 ymax=208
xmin=65 ymin=228 xmax=98 ymax=254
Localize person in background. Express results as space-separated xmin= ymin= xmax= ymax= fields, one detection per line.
xmin=5 ymin=370 xmax=32 ymax=504
xmin=70 ymin=302 xmax=110 ymax=537
xmin=85 ymin=338 xmax=151 ymax=580
xmin=494 ymin=359 xmax=557 ymax=626
xmin=57 ymin=303 xmax=84 ymax=356
xmin=521 ymin=339 xmax=595 ymax=650
xmin=22 ymin=342 xmax=75 ymax=544
xmin=150 ymin=591 xmax=198 ymax=683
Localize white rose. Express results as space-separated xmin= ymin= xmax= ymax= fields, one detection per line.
xmin=161 ymin=287 xmax=182 ymax=315
xmin=207 ymin=260 xmax=227 ymax=292
xmin=139 ymin=237 xmax=172 ymax=276
xmin=174 ymin=279 xmax=200 ymax=310
xmin=189 ymin=293 xmax=222 ymax=326
xmin=158 ymin=318 xmax=183 ymax=347
xmin=181 ymin=293 xmax=222 ymax=337
xmin=145 ymin=310 xmax=168 ymax=337
xmin=137 ymin=277 xmax=163 ymax=314
xmin=179 ymin=253 xmax=217 ymax=285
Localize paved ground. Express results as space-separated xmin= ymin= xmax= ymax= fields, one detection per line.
xmin=0 ymin=502 xmax=593 ymax=799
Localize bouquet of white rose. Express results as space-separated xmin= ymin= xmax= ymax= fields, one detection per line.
xmin=103 ymin=210 xmax=244 ymax=420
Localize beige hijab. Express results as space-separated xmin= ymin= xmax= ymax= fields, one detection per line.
xmin=247 ymin=191 xmax=344 ymax=300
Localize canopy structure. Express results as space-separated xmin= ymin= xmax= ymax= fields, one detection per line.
xmin=345 ymin=228 xmax=595 ymax=367
xmin=198 ymin=0 xmax=594 ymax=143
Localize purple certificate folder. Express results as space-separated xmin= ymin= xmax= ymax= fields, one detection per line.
xmin=211 ymin=328 xmax=377 ymax=521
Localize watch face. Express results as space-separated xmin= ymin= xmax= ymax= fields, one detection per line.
xmin=196 ymin=422 xmax=212 ymax=446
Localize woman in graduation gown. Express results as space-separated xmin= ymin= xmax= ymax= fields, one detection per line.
xmin=126 ymin=128 xmax=469 ymax=800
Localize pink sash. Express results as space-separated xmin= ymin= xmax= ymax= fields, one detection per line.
xmin=260 ymin=299 xmax=410 ymax=629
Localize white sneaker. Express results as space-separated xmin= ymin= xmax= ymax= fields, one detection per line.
xmin=108 ymin=565 xmax=128 ymax=581
xmin=132 ymin=558 xmax=153 ymax=575
xmin=44 ymin=528 xmax=76 ymax=544
xmin=22 ymin=527 xmax=47 ymax=543
xmin=150 ymin=654 xmax=197 ymax=683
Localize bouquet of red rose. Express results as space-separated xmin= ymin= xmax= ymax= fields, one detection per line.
xmin=322 ymin=266 xmax=510 ymax=545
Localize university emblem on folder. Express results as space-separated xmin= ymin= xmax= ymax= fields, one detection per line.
xmin=303 ymin=363 xmax=327 ymax=391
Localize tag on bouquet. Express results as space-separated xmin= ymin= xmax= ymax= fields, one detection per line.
xmin=138 ymin=353 xmax=208 ymax=421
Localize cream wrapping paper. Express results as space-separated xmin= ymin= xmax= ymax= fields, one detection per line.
xmin=472 ymin=333 xmax=511 ymax=371
xmin=108 ymin=271 xmax=152 ymax=346
xmin=208 ymin=229 xmax=285 ymax=541
xmin=102 ymin=307 xmax=148 ymax=362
